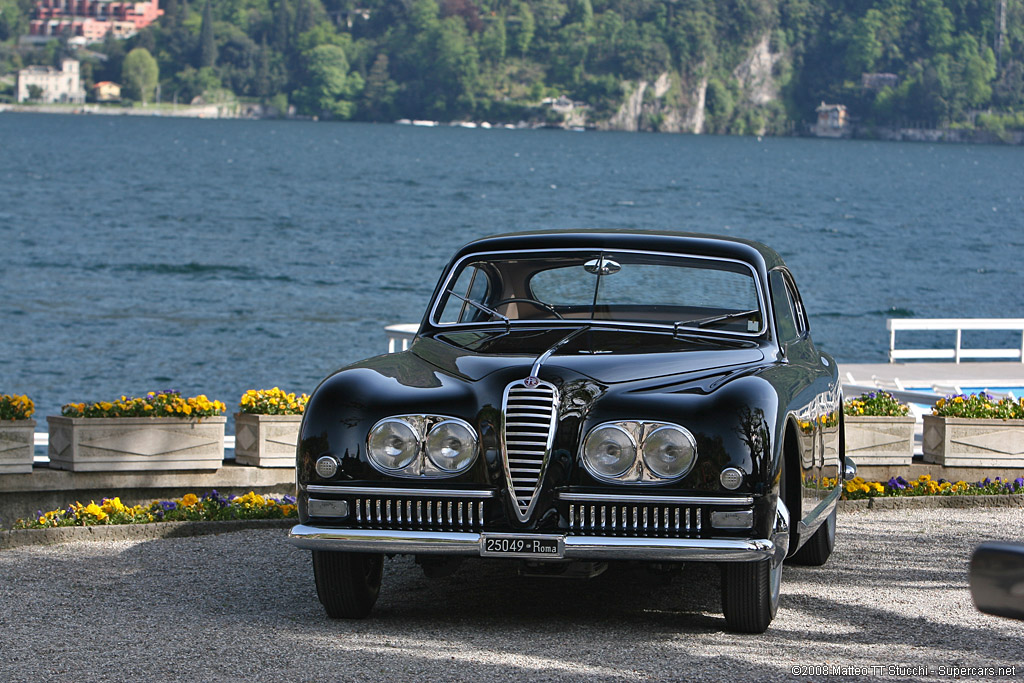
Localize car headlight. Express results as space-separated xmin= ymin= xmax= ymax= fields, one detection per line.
xmin=582 ymin=425 xmax=637 ymax=479
xmin=426 ymin=419 xmax=477 ymax=472
xmin=367 ymin=415 xmax=479 ymax=478
xmin=368 ymin=418 xmax=420 ymax=472
xmin=580 ymin=421 xmax=697 ymax=483
xmin=643 ymin=426 xmax=696 ymax=479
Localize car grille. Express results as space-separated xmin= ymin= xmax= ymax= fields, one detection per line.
xmin=502 ymin=379 xmax=559 ymax=522
xmin=352 ymin=496 xmax=486 ymax=532
xmin=567 ymin=502 xmax=708 ymax=538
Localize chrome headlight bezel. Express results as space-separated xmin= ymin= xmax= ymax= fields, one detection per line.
xmin=367 ymin=415 xmax=479 ymax=478
xmin=580 ymin=421 xmax=697 ymax=484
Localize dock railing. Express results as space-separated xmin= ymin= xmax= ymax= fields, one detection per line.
xmin=888 ymin=318 xmax=1024 ymax=363
xmin=386 ymin=323 xmax=419 ymax=353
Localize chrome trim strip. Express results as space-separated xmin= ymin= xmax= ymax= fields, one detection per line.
xmin=529 ymin=327 xmax=590 ymax=376
xmin=558 ymin=492 xmax=754 ymax=505
xmin=288 ymin=525 xmax=776 ymax=562
xmin=305 ymin=485 xmax=497 ymax=499
xmin=795 ymin=487 xmax=840 ymax=537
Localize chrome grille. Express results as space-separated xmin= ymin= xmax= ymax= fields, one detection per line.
xmin=567 ymin=503 xmax=706 ymax=538
xmin=352 ymin=497 xmax=485 ymax=531
xmin=501 ymin=379 xmax=559 ymax=522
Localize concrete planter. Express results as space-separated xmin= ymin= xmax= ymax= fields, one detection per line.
xmin=844 ymin=415 xmax=916 ymax=467
xmin=47 ymin=416 xmax=226 ymax=472
xmin=233 ymin=413 xmax=300 ymax=468
xmin=0 ymin=419 xmax=36 ymax=474
xmin=922 ymin=415 xmax=1024 ymax=467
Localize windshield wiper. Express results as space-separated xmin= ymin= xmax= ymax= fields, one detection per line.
xmin=677 ymin=309 xmax=761 ymax=331
xmin=446 ymin=290 xmax=510 ymax=331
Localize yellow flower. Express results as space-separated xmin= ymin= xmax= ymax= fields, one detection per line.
xmin=180 ymin=493 xmax=199 ymax=507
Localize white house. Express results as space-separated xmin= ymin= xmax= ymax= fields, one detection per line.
xmin=16 ymin=59 xmax=86 ymax=104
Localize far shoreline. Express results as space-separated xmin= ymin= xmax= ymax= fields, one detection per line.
xmin=4 ymin=103 xmax=1022 ymax=145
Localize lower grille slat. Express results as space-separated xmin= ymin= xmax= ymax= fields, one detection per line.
xmin=565 ymin=501 xmax=725 ymax=539
xmin=349 ymin=496 xmax=485 ymax=531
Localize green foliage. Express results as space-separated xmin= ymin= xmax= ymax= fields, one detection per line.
xmin=2 ymin=0 xmax=1020 ymax=131
xmin=121 ymin=47 xmax=159 ymax=104
xmin=293 ymin=43 xmax=363 ymax=117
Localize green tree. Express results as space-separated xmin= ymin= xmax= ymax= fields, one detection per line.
xmin=293 ymin=43 xmax=363 ymax=117
xmin=198 ymin=0 xmax=217 ymax=68
xmin=122 ymin=47 xmax=159 ymax=104
xmin=359 ymin=52 xmax=398 ymax=119
xmin=846 ymin=9 xmax=884 ymax=76
xmin=0 ymin=0 xmax=29 ymax=41
xmin=512 ymin=2 xmax=535 ymax=56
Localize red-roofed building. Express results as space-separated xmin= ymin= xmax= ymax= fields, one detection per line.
xmin=29 ymin=0 xmax=163 ymax=42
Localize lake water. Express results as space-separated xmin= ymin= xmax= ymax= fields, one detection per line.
xmin=1 ymin=113 xmax=1022 ymax=422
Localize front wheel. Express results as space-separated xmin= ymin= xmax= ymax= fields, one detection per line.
xmin=721 ymin=556 xmax=782 ymax=633
xmin=312 ymin=551 xmax=384 ymax=619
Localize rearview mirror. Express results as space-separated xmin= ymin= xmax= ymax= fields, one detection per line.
xmin=584 ymin=257 xmax=621 ymax=276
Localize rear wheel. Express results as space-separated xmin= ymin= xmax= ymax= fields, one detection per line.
xmin=790 ymin=504 xmax=836 ymax=566
xmin=312 ymin=551 xmax=383 ymax=619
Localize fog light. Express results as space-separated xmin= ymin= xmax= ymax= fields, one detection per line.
xmin=720 ymin=467 xmax=744 ymax=490
xmin=308 ymin=498 xmax=349 ymax=518
xmin=315 ymin=455 xmax=339 ymax=479
xmin=711 ymin=510 xmax=753 ymax=529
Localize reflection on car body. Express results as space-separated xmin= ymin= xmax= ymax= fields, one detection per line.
xmin=289 ymin=230 xmax=849 ymax=633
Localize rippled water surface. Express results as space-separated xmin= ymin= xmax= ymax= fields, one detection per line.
xmin=2 ymin=113 xmax=1022 ymax=420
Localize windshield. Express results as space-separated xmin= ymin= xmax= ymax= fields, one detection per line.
xmin=433 ymin=250 xmax=765 ymax=336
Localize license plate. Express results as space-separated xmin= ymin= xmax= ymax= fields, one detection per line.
xmin=480 ymin=534 xmax=564 ymax=558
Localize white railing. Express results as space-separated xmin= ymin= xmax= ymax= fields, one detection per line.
xmin=386 ymin=323 xmax=419 ymax=353
xmin=888 ymin=318 xmax=1024 ymax=363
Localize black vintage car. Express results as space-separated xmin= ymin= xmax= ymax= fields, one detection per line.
xmin=289 ymin=230 xmax=848 ymax=633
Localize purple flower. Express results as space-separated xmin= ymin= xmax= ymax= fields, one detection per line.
xmin=283 ymin=495 xmax=296 ymax=505
xmin=160 ymin=501 xmax=177 ymax=511
xmin=1015 ymin=477 xmax=1024 ymax=490
xmin=887 ymin=477 xmax=906 ymax=490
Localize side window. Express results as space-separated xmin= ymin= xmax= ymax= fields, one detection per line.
xmin=769 ymin=270 xmax=798 ymax=343
xmin=438 ymin=266 xmax=490 ymax=323
xmin=786 ymin=274 xmax=809 ymax=334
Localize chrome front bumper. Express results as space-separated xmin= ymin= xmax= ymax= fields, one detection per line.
xmin=288 ymin=524 xmax=777 ymax=562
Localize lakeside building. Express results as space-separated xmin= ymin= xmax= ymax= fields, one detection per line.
xmin=16 ymin=59 xmax=86 ymax=104
xmin=28 ymin=0 xmax=163 ymax=42
xmin=812 ymin=102 xmax=849 ymax=138
xmin=92 ymin=80 xmax=120 ymax=101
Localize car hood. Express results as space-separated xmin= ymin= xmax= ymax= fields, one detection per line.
xmin=411 ymin=327 xmax=767 ymax=385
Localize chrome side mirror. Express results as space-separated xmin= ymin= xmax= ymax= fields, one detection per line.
xmin=843 ymin=458 xmax=858 ymax=482
xmin=969 ymin=542 xmax=1024 ymax=620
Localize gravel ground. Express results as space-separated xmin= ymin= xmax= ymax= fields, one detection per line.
xmin=1 ymin=508 xmax=1023 ymax=682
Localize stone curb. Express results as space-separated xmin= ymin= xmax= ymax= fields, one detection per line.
xmin=838 ymin=493 xmax=1024 ymax=511
xmin=0 ymin=518 xmax=294 ymax=551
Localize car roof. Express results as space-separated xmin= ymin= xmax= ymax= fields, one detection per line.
xmin=454 ymin=230 xmax=785 ymax=272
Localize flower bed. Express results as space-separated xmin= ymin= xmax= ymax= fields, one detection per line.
xmin=0 ymin=394 xmax=35 ymax=421
xmin=62 ymin=390 xmax=226 ymax=418
xmin=11 ymin=490 xmax=296 ymax=530
xmin=831 ymin=474 xmax=1024 ymax=500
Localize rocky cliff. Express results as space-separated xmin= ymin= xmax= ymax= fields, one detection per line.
xmin=597 ymin=33 xmax=785 ymax=135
